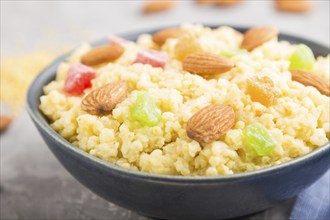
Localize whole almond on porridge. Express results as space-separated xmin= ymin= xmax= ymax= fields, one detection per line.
xmin=81 ymin=44 xmax=124 ymax=66
xmin=81 ymin=81 xmax=128 ymax=115
xmin=143 ymin=0 xmax=175 ymax=13
xmin=241 ymin=26 xmax=279 ymax=51
xmin=290 ymin=70 xmax=330 ymax=96
xmin=152 ymin=27 xmax=186 ymax=46
xmin=187 ymin=104 xmax=235 ymax=143
xmin=182 ymin=52 xmax=235 ymax=76
xmin=276 ymin=0 xmax=312 ymax=13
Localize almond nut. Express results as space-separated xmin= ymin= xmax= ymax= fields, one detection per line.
xmin=143 ymin=0 xmax=175 ymax=13
xmin=0 ymin=116 xmax=12 ymax=133
xmin=187 ymin=104 xmax=235 ymax=143
xmin=152 ymin=27 xmax=186 ymax=46
xmin=241 ymin=26 xmax=279 ymax=51
xmin=182 ymin=52 xmax=235 ymax=76
xmin=214 ymin=0 xmax=241 ymax=6
xmin=81 ymin=81 xmax=128 ymax=115
xmin=276 ymin=0 xmax=312 ymax=13
xmin=81 ymin=44 xmax=124 ymax=66
xmin=290 ymin=70 xmax=330 ymax=96
xmin=196 ymin=0 xmax=216 ymax=4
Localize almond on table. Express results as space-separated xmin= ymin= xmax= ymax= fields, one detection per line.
xmin=152 ymin=27 xmax=186 ymax=46
xmin=214 ymin=0 xmax=241 ymax=6
xmin=0 ymin=115 xmax=12 ymax=133
xmin=276 ymin=0 xmax=313 ymax=13
xmin=81 ymin=44 xmax=124 ymax=66
xmin=241 ymin=26 xmax=279 ymax=51
xmin=143 ymin=0 xmax=175 ymax=14
xmin=196 ymin=0 xmax=217 ymax=4
xmin=81 ymin=81 xmax=128 ymax=115
xmin=196 ymin=0 xmax=241 ymax=5
xmin=186 ymin=104 xmax=235 ymax=143
xmin=182 ymin=52 xmax=235 ymax=76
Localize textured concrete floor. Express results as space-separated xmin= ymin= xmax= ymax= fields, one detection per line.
xmin=1 ymin=1 xmax=329 ymax=219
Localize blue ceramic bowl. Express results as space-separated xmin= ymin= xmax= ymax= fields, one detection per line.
xmin=27 ymin=25 xmax=330 ymax=220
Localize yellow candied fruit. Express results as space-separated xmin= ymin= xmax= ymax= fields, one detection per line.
xmin=246 ymin=75 xmax=278 ymax=107
xmin=174 ymin=35 xmax=202 ymax=61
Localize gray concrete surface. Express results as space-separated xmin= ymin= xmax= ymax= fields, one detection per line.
xmin=0 ymin=111 xmax=295 ymax=220
xmin=1 ymin=1 xmax=329 ymax=219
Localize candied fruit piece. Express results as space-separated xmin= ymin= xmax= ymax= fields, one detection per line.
xmin=246 ymin=75 xmax=278 ymax=107
xmin=289 ymin=44 xmax=315 ymax=71
xmin=174 ymin=35 xmax=202 ymax=61
xmin=130 ymin=92 xmax=161 ymax=127
xmin=133 ymin=50 xmax=168 ymax=68
xmin=62 ymin=63 xmax=95 ymax=96
xmin=243 ymin=123 xmax=277 ymax=156
xmin=220 ymin=49 xmax=247 ymax=58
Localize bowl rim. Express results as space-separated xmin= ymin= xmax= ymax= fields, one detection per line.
xmin=26 ymin=24 xmax=330 ymax=183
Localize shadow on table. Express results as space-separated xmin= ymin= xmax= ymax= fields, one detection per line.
xmin=148 ymin=198 xmax=296 ymax=220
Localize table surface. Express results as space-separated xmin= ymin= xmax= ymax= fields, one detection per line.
xmin=1 ymin=1 xmax=329 ymax=219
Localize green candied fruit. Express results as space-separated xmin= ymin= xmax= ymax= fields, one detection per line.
xmin=289 ymin=44 xmax=315 ymax=71
xmin=221 ymin=49 xmax=248 ymax=58
xmin=243 ymin=123 xmax=277 ymax=156
xmin=130 ymin=91 xmax=161 ymax=127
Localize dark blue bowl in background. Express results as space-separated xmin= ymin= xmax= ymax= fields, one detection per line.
xmin=27 ymin=25 xmax=330 ymax=220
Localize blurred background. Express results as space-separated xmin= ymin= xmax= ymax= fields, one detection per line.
xmin=1 ymin=1 xmax=329 ymax=219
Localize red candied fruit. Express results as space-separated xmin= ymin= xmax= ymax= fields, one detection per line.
xmin=133 ymin=50 xmax=168 ymax=68
xmin=62 ymin=63 xmax=95 ymax=96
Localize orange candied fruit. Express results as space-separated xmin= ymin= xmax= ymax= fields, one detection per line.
xmin=174 ymin=35 xmax=202 ymax=61
xmin=246 ymin=75 xmax=278 ymax=107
